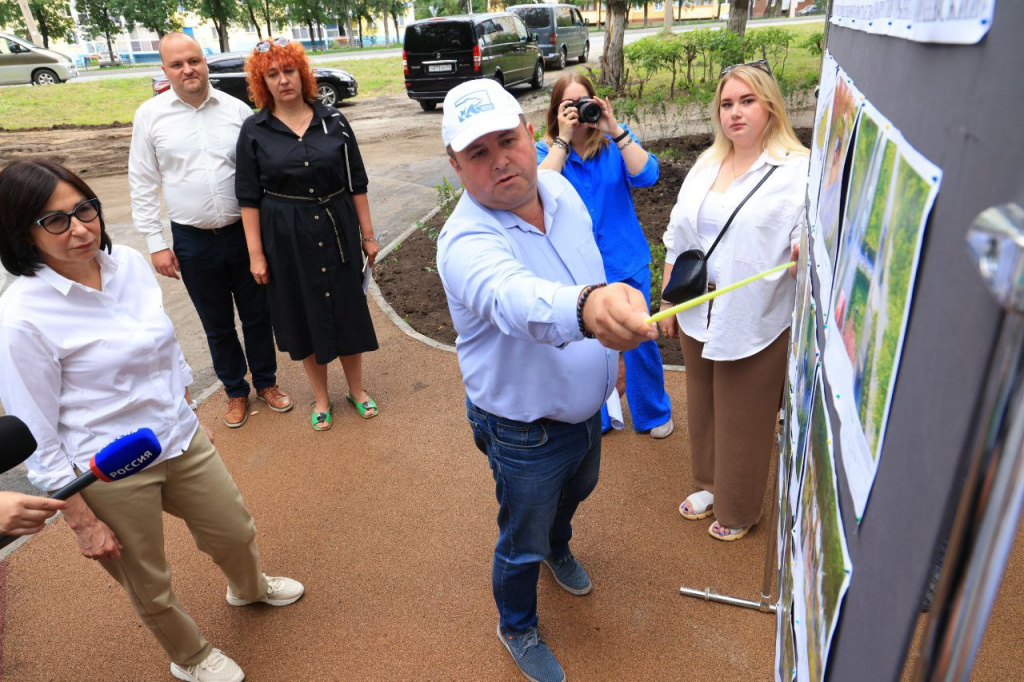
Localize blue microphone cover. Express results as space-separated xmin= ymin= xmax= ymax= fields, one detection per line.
xmin=89 ymin=428 xmax=162 ymax=482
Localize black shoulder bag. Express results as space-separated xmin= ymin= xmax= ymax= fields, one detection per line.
xmin=662 ymin=164 xmax=779 ymax=305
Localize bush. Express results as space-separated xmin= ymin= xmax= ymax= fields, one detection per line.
xmin=801 ymin=30 xmax=824 ymax=57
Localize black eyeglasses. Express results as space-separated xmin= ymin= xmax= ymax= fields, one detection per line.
xmin=35 ymin=198 xmax=100 ymax=235
xmin=719 ymin=59 xmax=773 ymax=79
xmin=255 ymin=37 xmax=290 ymax=53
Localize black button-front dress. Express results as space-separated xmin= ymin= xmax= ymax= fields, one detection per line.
xmin=235 ymin=101 xmax=378 ymax=365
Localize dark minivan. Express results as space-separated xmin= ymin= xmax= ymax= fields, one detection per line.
xmin=403 ymin=13 xmax=544 ymax=111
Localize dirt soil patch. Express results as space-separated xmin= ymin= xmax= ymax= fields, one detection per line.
xmin=375 ymin=127 xmax=813 ymax=367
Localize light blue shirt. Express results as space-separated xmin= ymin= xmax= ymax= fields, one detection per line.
xmin=437 ymin=170 xmax=616 ymax=424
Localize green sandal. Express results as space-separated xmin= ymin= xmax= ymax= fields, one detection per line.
xmin=311 ymin=402 xmax=333 ymax=431
xmin=346 ymin=393 xmax=379 ymax=419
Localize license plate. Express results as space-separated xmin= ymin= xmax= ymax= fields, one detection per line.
xmin=427 ymin=64 xmax=453 ymax=73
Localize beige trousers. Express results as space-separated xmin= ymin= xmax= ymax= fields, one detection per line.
xmin=679 ymin=329 xmax=789 ymax=528
xmin=80 ymin=427 xmax=269 ymax=667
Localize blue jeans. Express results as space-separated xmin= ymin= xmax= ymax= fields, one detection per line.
xmin=601 ymin=265 xmax=672 ymax=432
xmin=172 ymin=221 xmax=277 ymax=398
xmin=466 ymin=397 xmax=602 ymax=632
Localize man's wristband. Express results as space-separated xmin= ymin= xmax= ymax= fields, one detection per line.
xmin=577 ymin=283 xmax=607 ymax=339
xmin=611 ymin=129 xmax=630 ymax=143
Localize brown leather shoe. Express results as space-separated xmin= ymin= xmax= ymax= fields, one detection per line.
xmin=224 ymin=396 xmax=249 ymax=428
xmin=257 ymin=386 xmax=294 ymax=413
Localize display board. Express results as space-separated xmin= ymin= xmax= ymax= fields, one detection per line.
xmin=779 ymin=2 xmax=1024 ymax=680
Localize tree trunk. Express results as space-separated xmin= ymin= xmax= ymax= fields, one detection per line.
xmin=392 ymin=13 xmax=399 ymax=39
xmin=728 ymin=0 xmax=749 ymax=36
xmin=642 ymin=2 xmax=647 ymax=28
xmin=357 ymin=16 xmax=364 ymax=48
xmin=262 ymin=0 xmax=272 ymax=38
xmin=104 ymin=31 xmax=114 ymax=62
xmin=383 ymin=0 xmax=390 ymax=46
xmin=662 ymin=0 xmax=672 ymax=33
xmin=248 ymin=3 xmax=262 ymax=39
xmin=306 ymin=19 xmax=314 ymax=49
xmin=599 ymin=2 xmax=627 ymax=93
xmin=214 ymin=19 xmax=230 ymax=52
xmin=36 ymin=14 xmax=49 ymax=48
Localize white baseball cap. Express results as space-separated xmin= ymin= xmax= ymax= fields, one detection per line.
xmin=442 ymin=79 xmax=524 ymax=153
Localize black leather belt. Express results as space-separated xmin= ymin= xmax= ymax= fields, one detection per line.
xmin=170 ymin=220 xmax=241 ymax=235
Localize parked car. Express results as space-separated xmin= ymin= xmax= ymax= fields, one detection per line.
xmin=403 ymin=13 xmax=544 ymax=112
xmin=151 ymin=52 xmax=357 ymax=107
xmin=507 ymin=3 xmax=588 ymax=70
xmin=90 ymin=51 xmax=125 ymax=67
xmin=796 ymin=4 xmax=822 ymax=15
xmin=0 ymin=31 xmax=77 ymax=85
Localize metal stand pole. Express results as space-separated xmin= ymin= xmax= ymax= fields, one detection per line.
xmin=679 ymin=421 xmax=786 ymax=615
xmin=913 ymin=203 xmax=1024 ymax=680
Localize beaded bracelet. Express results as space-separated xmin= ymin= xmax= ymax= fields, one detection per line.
xmin=551 ymin=137 xmax=570 ymax=151
xmin=361 ymin=234 xmax=378 ymax=242
xmin=617 ymin=136 xmax=634 ymax=152
xmin=577 ymin=283 xmax=607 ymax=339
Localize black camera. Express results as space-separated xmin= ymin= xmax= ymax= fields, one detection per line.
xmin=570 ymin=97 xmax=602 ymax=124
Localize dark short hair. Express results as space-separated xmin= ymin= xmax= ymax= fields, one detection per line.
xmin=0 ymin=160 xmax=113 ymax=277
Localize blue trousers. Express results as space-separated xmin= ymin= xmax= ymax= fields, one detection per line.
xmin=172 ymin=221 xmax=277 ymax=398
xmin=602 ymin=266 xmax=673 ymax=432
xmin=466 ymin=397 xmax=602 ymax=632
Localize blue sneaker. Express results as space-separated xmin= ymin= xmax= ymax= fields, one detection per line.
xmin=497 ymin=625 xmax=566 ymax=682
xmin=542 ymin=551 xmax=592 ymax=595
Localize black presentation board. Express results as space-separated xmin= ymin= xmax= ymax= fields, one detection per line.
xmin=820 ymin=2 xmax=1024 ymax=680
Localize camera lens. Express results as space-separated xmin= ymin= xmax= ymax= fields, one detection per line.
xmin=574 ymin=98 xmax=602 ymax=124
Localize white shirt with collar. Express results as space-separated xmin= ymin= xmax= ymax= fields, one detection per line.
xmin=663 ymin=150 xmax=808 ymax=361
xmin=129 ymin=87 xmax=254 ymax=254
xmin=0 ymin=246 xmax=198 ymax=491
xmin=437 ymin=170 xmax=616 ymax=424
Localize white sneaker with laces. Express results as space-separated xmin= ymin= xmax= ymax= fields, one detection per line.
xmin=651 ymin=418 xmax=674 ymax=439
xmin=170 ymin=648 xmax=244 ymax=682
xmin=226 ymin=574 xmax=304 ymax=607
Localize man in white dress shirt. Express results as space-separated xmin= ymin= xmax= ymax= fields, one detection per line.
xmin=130 ymin=32 xmax=292 ymax=428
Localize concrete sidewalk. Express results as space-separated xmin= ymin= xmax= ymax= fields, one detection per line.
xmin=0 ymin=294 xmax=782 ymax=680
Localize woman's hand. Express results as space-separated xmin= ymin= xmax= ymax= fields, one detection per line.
xmin=62 ymin=494 xmax=123 ymax=562
xmin=250 ymin=253 xmax=270 ymax=285
xmin=592 ymin=96 xmax=620 ymax=136
xmin=362 ymin=238 xmax=379 ymax=268
xmin=556 ymin=99 xmax=579 ymax=141
xmin=789 ymin=242 xmax=800 ymax=278
xmin=658 ymin=301 xmax=679 ymax=339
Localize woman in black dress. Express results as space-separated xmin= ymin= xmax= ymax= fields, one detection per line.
xmin=237 ymin=38 xmax=379 ymax=431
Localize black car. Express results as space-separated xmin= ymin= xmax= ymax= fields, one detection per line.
xmin=403 ymin=13 xmax=544 ymax=111
xmin=151 ymin=52 xmax=357 ymax=107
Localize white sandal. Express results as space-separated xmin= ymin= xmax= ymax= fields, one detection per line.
xmin=679 ymin=490 xmax=714 ymax=520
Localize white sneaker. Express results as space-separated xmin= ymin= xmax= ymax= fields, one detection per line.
xmin=651 ymin=418 xmax=674 ymax=439
xmin=170 ymin=648 xmax=244 ymax=682
xmin=226 ymin=574 xmax=304 ymax=607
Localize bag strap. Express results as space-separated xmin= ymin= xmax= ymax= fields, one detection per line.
xmin=705 ymin=162 xmax=780 ymax=259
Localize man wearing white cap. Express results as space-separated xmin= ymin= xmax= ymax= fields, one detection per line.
xmin=436 ymin=79 xmax=657 ymax=682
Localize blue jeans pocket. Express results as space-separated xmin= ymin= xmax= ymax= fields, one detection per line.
xmin=493 ymin=421 xmax=548 ymax=450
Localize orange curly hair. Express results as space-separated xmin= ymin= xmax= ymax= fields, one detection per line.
xmin=245 ymin=39 xmax=319 ymax=110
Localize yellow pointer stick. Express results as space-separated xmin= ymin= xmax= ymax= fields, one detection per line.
xmin=645 ymin=262 xmax=796 ymax=325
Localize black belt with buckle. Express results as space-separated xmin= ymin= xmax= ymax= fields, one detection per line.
xmin=170 ymin=220 xmax=241 ymax=235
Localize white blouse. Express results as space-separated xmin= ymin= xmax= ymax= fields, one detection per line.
xmin=663 ymin=150 xmax=808 ymax=361
xmin=0 ymin=246 xmax=198 ymax=491
xmin=696 ymin=191 xmax=733 ymax=286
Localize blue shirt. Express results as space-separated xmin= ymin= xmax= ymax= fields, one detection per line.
xmin=437 ymin=170 xmax=616 ymax=424
xmin=537 ymin=124 xmax=659 ymax=283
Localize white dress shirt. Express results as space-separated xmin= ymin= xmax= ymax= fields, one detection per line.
xmin=129 ymin=87 xmax=253 ymax=254
xmin=0 ymin=246 xmax=198 ymax=491
xmin=663 ymin=150 xmax=808 ymax=361
xmin=437 ymin=170 xmax=616 ymax=424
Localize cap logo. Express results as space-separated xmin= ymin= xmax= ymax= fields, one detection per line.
xmin=455 ymin=90 xmax=494 ymax=123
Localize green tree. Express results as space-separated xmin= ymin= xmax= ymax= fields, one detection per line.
xmin=599 ymin=0 xmax=628 ymax=93
xmin=287 ymin=0 xmax=330 ymax=49
xmin=120 ymin=0 xmax=183 ymax=37
xmin=0 ymin=0 xmax=75 ymax=48
xmin=78 ymin=0 xmax=124 ymax=63
xmin=195 ymin=0 xmax=239 ymax=52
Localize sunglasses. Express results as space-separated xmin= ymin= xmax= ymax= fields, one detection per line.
xmin=719 ymin=59 xmax=773 ymax=79
xmin=255 ymin=37 xmax=290 ymax=53
xmin=35 ymin=198 xmax=101 ymax=235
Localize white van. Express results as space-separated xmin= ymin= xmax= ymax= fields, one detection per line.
xmin=0 ymin=32 xmax=78 ymax=85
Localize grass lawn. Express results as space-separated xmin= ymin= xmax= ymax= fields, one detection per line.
xmin=0 ymin=77 xmax=152 ymax=128
xmin=320 ymin=56 xmax=404 ymax=98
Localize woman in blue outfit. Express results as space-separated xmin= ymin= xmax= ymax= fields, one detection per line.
xmin=538 ymin=73 xmax=673 ymax=438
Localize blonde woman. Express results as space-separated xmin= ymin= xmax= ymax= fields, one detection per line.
xmin=660 ymin=60 xmax=808 ymax=541
xmin=538 ymin=73 xmax=673 ymax=439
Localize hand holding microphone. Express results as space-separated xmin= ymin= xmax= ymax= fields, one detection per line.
xmin=0 ymin=427 xmax=162 ymax=553
xmin=0 ymin=416 xmax=66 ymax=535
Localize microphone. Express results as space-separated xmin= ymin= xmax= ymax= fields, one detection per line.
xmin=0 ymin=415 xmax=37 ymax=475
xmin=49 ymin=428 xmax=163 ymax=500
xmin=0 ymin=429 xmax=161 ymax=550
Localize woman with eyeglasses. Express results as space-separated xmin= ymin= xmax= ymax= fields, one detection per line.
xmin=537 ymin=72 xmax=674 ymax=440
xmin=236 ymin=38 xmax=379 ymax=432
xmin=659 ymin=61 xmax=808 ymax=542
xmin=0 ymin=159 xmax=303 ymax=681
